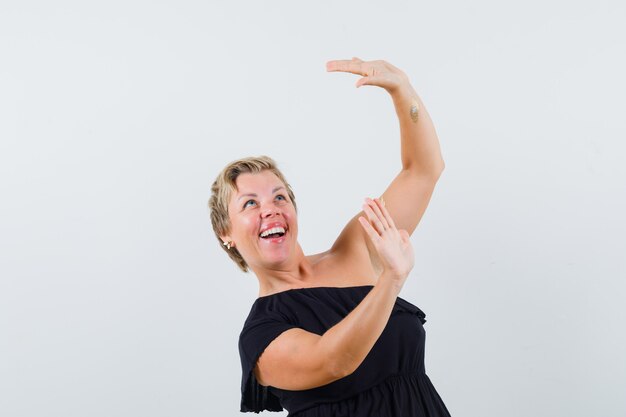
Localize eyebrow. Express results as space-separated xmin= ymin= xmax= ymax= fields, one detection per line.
xmin=237 ymin=186 xmax=286 ymax=201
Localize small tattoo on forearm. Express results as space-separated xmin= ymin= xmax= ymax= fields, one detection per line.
xmin=410 ymin=99 xmax=419 ymax=123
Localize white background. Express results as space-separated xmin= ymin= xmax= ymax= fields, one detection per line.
xmin=1 ymin=1 xmax=625 ymax=416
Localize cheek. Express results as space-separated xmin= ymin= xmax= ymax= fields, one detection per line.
xmin=239 ymin=216 xmax=259 ymax=236
xmin=230 ymin=214 xmax=253 ymax=236
xmin=286 ymin=213 xmax=297 ymax=232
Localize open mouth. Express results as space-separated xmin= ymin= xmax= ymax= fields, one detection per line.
xmin=260 ymin=232 xmax=285 ymax=239
xmin=259 ymin=227 xmax=287 ymax=240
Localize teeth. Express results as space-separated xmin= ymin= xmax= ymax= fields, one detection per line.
xmin=260 ymin=227 xmax=286 ymax=238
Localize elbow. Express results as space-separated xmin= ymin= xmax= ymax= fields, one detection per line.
xmin=405 ymin=161 xmax=445 ymax=181
xmin=432 ymin=159 xmax=445 ymax=180
xmin=436 ymin=160 xmax=445 ymax=179
xmin=328 ymin=351 xmax=358 ymax=380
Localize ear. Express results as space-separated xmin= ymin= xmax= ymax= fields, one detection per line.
xmin=219 ymin=234 xmax=235 ymax=248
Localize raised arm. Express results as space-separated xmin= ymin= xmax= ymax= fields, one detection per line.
xmin=384 ymin=79 xmax=445 ymax=235
xmin=326 ymin=58 xmax=444 ymax=267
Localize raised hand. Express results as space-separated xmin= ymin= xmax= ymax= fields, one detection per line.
xmin=326 ymin=57 xmax=410 ymax=94
xmin=358 ymin=197 xmax=415 ymax=281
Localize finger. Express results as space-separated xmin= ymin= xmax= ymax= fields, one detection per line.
xmin=362 ymin=203 xmax=386 ymax=234
xmin=326 ymin=59 xmax=366 ymax=75
xmin=356 ymin=77 xmax=371 ymax=88
xmin=368 ymin=198 xmax=390 ymax=230
xmin=358 ymin=216 xmax=382 ymax=245
xmin=377 ymin=196 xmax=397 ymax=230
xmin=364 ymin=200 xmax=387 ymax=233
xmin=362 ymin=203 xmax=385 ymax=234
xmin=355 ymin=75 xmax=384 ymax=88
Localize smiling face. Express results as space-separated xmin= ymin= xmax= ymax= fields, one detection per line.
xmin=221 ymin=170 xmax=298 ymax=271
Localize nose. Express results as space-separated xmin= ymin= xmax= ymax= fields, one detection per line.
xmin=261 ymin=203 xmax=281 ymax=218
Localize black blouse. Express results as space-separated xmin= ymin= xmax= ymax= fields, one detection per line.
xmin=238 ymin=285 xmax=452 ymax=416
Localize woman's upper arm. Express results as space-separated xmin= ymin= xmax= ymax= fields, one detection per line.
xmin=254 ymin=328 xmax=346 ymax=390
xmin=330 ymin=210 xmax=382 ymax=275
xmin=379 ymin=169 xmax=441 ymax=236
xmin=330 ymin=169 xmax=441 ymax=263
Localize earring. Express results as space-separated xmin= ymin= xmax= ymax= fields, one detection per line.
xmin=223 ymin=241 xmax=232 ymax=250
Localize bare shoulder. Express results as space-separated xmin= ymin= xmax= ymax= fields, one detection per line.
xmin=330 ymin=211 xmax=383 ymax=280
xmin=305 ymin=222 xmax=379 ymax=287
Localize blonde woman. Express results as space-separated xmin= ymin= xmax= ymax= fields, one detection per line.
xmin=208 ymin=57 xmax=449 ymax=416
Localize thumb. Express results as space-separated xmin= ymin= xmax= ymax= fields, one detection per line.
xmin=399 ymin=229 xmax=410 ymax=242
xmin=356 ymin=77 xmax=371 ymax=88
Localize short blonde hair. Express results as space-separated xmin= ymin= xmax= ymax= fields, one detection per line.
xmin=208 ymin=155 xmax=298 ymax=273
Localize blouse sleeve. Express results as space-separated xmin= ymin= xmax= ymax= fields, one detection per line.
xmin=239 ymin=311 xmax=298 ymax=413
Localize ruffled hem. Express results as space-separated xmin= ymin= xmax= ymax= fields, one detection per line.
xmin=395 ymin=296 xmax=427 ymax=325
xmin=290 ymin=372 xmax=451 ymax=417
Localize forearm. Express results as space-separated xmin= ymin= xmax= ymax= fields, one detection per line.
xmin=319 ymin=274 xmax=402 ymax=377
xmin=391 ymin=83 xmax=445 ymax=175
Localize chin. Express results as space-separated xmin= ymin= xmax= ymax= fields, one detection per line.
xmin=262 ymin=252 xmax=292 ymax=268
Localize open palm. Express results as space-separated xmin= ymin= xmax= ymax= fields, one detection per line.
xmin=359 ymin=197 xmax=415 ymax=278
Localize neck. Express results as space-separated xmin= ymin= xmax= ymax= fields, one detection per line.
xmin=253 ymin=243 xmax=316 ymax=297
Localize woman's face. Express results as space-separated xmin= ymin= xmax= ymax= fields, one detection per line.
xmin=223 ymin=170 xmax=297 ymax=270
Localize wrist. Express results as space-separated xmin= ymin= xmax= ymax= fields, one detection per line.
xmin=390 ymin=81 xmax=417 ymax=102
xmin=378 ymin=270 xmax=405 ymax=293
xmin=391 ymin=84 xmax=420 ymax=123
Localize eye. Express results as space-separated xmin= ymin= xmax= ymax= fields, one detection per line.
xmin=243 ymin=199 xmax=256 ymax=208
xmin=276 ymin=194 xmax=286 ymax=201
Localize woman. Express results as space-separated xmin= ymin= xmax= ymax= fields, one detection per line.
xmin=208 ymin=57 xmax=449 ymax=416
